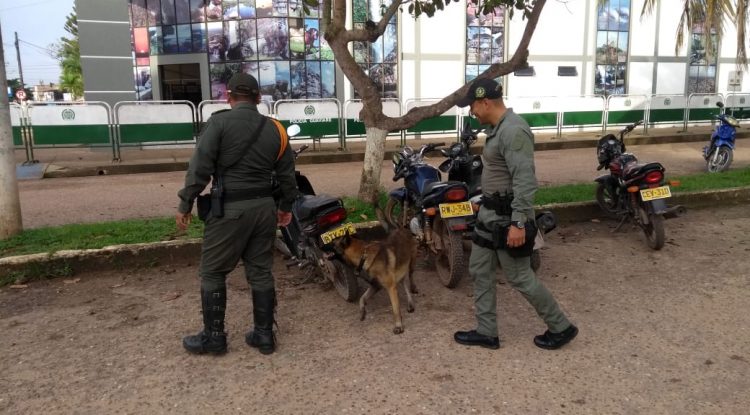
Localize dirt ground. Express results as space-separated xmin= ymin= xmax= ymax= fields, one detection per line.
xmin=1 ymin=205 xmax=749 ymax=414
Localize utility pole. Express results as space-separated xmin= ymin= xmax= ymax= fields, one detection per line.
xmin=14 ymin=32 xmax=24 ymax=90
xmin=0 ymin=24 xmax=24 ymax=239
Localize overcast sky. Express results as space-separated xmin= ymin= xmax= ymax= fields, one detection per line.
xmin=1 ymin=0 xmax=77 ymax=86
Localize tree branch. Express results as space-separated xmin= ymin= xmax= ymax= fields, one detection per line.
xmin=345 ymin=0 xmax=404 ymax=42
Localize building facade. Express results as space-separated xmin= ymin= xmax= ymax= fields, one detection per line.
xmin=77 ymin=0 xmax=750 ymax=108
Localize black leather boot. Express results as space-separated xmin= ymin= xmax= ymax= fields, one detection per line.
xmin=454 ymin=330 xmax=500 ymax=349
xmin=183 ymin=288 xmax=228 ymax=355
xmin=533 ymin=324 xmax=578 ymax=350
xmin=245 ymin=289 xmax=276 ymax=355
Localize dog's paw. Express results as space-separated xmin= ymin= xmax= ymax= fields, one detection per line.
xmin=393 ymin=326 xmax=404 ymax=335
xmin=407 ymin=304 xmax=415 ymax=313
xmin=359 ymin=308 xmax=367 ymax=321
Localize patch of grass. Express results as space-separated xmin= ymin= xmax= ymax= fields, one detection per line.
xmin=1 ymin=168 xmax=748 ymax=259
xmin=0 ymin=218 xmax=203 ymax=258
xmin=0 ymin=261 xmax=73 ymax=287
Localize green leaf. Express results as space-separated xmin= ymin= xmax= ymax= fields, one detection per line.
xmin=408 ymin=3 xmax=414 ymax=14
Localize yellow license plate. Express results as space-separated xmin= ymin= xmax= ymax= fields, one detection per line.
xmin=640 ymin=186 xmax=671 ymax=201
xmin=320 ymin=222 xmax=356 ymax=244
xmin=439 ymin=201 xmax=473 ymax=218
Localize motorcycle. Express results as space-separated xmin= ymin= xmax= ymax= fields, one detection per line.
xmin=384 ymin=142 xmax=472 ymax=288
xmin=704 ymin=101 xmax=739 ymax=172
xmin=595 ymin=120 xmax=684 ymax=250
xmin=274 ymin=125 xmax=359 ymax=302
xmin=439 ymin=119 xmax=556 ymax=272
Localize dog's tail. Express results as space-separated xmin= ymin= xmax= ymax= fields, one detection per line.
xmin=374 ymin=204 xmax=393 ymax=233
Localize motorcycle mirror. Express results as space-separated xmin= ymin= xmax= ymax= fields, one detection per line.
xmin=286 ymin=124 xmax=302 ymax=137
xmin=716 ymin=101 xmax=725 ymax=108
xmin=440 ymin=148 xmax=450 ymax=157
xmin=438 ymin=159 xmax=452 ymax=173
xmin=392 ymin=152 xmax=402 ymax=165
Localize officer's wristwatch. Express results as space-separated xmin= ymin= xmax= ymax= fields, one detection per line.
xmin=511 ymin=220 xmax=525 ymax=229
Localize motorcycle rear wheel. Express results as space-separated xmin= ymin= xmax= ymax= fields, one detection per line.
xmin=595 ymin=182 xmax=620 ymax=218
xmin=434 ymin=220 xmax=464 ymax=288
xmin=330 ymin=259 xmax=359 ymax=302
xmin=641 ymin=211 xmax=665 ymax=250
xmin=706 ymin=146 xmax=733 ymax=173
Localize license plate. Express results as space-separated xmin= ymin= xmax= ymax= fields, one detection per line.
xmin=640 ymin=186 xmax=671 ymax=201
xmin=320 ymin=222 xmax=356 ymax=244
xmin=439 ymin=201 xmax=473 ymax=218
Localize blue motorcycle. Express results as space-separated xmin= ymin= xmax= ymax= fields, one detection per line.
xmin=385 ymin=143 xmax=472 ymax=288
xmin=704 ymin=102 xmax=739 ymax=172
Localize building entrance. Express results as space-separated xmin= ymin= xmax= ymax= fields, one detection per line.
xmin=159 ymin=64 xmax=202 ymax=107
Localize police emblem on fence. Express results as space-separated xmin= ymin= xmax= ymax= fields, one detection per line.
xmin=61 ymin=109 xmax=76 ymax=121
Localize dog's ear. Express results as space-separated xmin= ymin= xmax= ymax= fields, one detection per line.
xmin=342 ymin=233 xmax=352 ymax=246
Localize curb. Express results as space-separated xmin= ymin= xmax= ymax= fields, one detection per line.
xmin=2 ymin=187 xmax=749 ymax=283
xmin=41 ymin=132 xmax=750 ymax=178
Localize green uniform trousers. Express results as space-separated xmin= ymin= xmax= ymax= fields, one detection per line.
xmin=199 ymin=197 xmax=277 ymax=293
xmin=469 ymin=242 xmax=571 ymax=338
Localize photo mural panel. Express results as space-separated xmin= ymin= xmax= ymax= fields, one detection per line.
xmin=351 ymin=0 xmax=398 ymax=98
xmin=128 ymin=0 xmax=337 ymax=102
xmin=465 ymin=3 xmax=504 ymax=83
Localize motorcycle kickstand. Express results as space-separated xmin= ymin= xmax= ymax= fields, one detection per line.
xmin=612 ymin=214 xmax=629 ymax=232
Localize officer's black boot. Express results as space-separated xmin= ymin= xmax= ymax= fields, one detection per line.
xmin=183 ymin=287 xmax=228 ymax=355
xmin=245 ymin=289 xmax=276 ymax=355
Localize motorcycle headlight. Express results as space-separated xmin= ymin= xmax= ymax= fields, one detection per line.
xmin=726 ymin=116 xmax=740 ymax=128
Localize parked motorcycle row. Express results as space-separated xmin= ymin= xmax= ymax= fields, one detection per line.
xmin=276 ymin=106 xmax=739 ymax=301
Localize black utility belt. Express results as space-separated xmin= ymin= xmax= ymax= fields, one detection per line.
xmin=482 ymin=192 xmax=514 ymax=216
xmin=223 ymin=189 xmax=273 ymax=203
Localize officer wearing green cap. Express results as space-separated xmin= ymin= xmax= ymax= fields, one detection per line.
xmin=453 ymin=78 xmax=578 ymax=350
xmin=176 ymin=72 xmax=299 ymax=355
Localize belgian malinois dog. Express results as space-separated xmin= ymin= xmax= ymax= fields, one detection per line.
xmin=331 ymin=215 xmax=418 ymax=334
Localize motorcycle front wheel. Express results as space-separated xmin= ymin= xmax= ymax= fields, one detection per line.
xmin=434 ymin=219 xmax=465 ymax=288
xmin=640 ymin=209 xmax=665 ymax=250
xmin=384 ymin=198 xmax=411 ymax=229
xmin=595 ymin=182 xmax=620 ymax=218
xmin=706 ymin=146 xmax=733 ymax=173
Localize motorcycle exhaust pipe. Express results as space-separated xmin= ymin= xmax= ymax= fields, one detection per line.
xmin=662 ymin=205 xmax=686 ymax=219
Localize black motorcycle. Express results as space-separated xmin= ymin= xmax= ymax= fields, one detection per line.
xmin=274 ymin=126 xmax=358 ymax=301
xmin=595 ymin=120 xmax=684 ymax=250
xmin=441 ymin=119 xmax=555 ymax=271
xmin=384 ymin=142 xmax=472 ymax=288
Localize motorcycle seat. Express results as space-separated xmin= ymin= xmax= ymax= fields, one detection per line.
xmin=623 ymin=162 xmax=664 ymax=179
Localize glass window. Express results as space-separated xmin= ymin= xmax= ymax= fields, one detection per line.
xmin=176 ymin=0 xmax=191 ymax=24
xmin=161 ymin=0 xmax=176 ymax=25
xmin=177 ymin=24 xmax=193 ymax=53
xmin=594 ymin=0 xmax=630 ymax=95
xmin=466 ymin=5 xmax=504 ymax=84
xmin=131 ymin=0 xmax=148 ymax=27
xmin=147 ymin=0 xmax=162 ymax=27
xmin=688 ymin=23 xmax=718 ymax=94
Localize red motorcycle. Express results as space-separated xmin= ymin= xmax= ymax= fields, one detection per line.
xmin=594 ymin=121 xmax=685 ymax=250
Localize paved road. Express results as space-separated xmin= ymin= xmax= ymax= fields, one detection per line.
xmin=17 ymin=139 xmax=750 ymax=229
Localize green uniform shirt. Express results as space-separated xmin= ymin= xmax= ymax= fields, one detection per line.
xmin=177 ymin=102 xmax=299 ymax=213
xmin=481 ymin=108 xmax=537 ymax=224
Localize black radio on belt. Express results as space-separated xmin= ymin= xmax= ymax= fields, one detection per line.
xmin=482 ymin=191 xmax=514 ymax=216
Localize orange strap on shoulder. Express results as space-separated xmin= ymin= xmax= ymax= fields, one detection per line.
xmin=269 ymin=118 xmax=289 ymax=161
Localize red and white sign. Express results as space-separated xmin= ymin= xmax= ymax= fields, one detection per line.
xmin=15 ymin=89 xmax=26 ymax=100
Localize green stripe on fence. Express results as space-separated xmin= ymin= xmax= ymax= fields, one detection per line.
xmin=562 ymin=111 xmax=603 ymax=126
xmin=607 ymin=110 xmax=645 ymax=125
xmin=278 ymin=120 xmax=340 ymax=138
xmin=728 ymin=107 xmax=750 ymax=119
xmin=346 ymin=119 xmax=367 ymax=136
xmin=407 ymin=115 xmax=457 ymax=133
xmin=649 ymin=108 xmax=685 ymax=123
xmin=31 ymin=125 xmax=110 ymax=145
xmin=12 ymin=127 xmax=23 ymax=146
xmin=119 ymin=123 xmax=195 ymax=143
xmin=518 ymin=112 xmax=557 ymax=128
xmin=688 ymin=108 xmax=720 ymax=122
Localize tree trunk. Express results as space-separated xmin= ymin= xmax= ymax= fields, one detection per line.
xmin=0 ymin=27 xmax=23 ymax=240
xmin=357 ymin=127 xmax=388 ymax=204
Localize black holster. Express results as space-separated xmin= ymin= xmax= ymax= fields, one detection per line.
xmin=209 ymin=176 xmax=224 ymax=218
xmin=473 ymin=220 xmax=537 ymax=258
xmin=482 ymin=191 xmax=514 ymax=216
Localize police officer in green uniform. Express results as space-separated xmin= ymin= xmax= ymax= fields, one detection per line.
xmin=176 ymin=73 xmax=299 ymax=355
xmin=453 ymin=78 xmax=578 ymax=350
